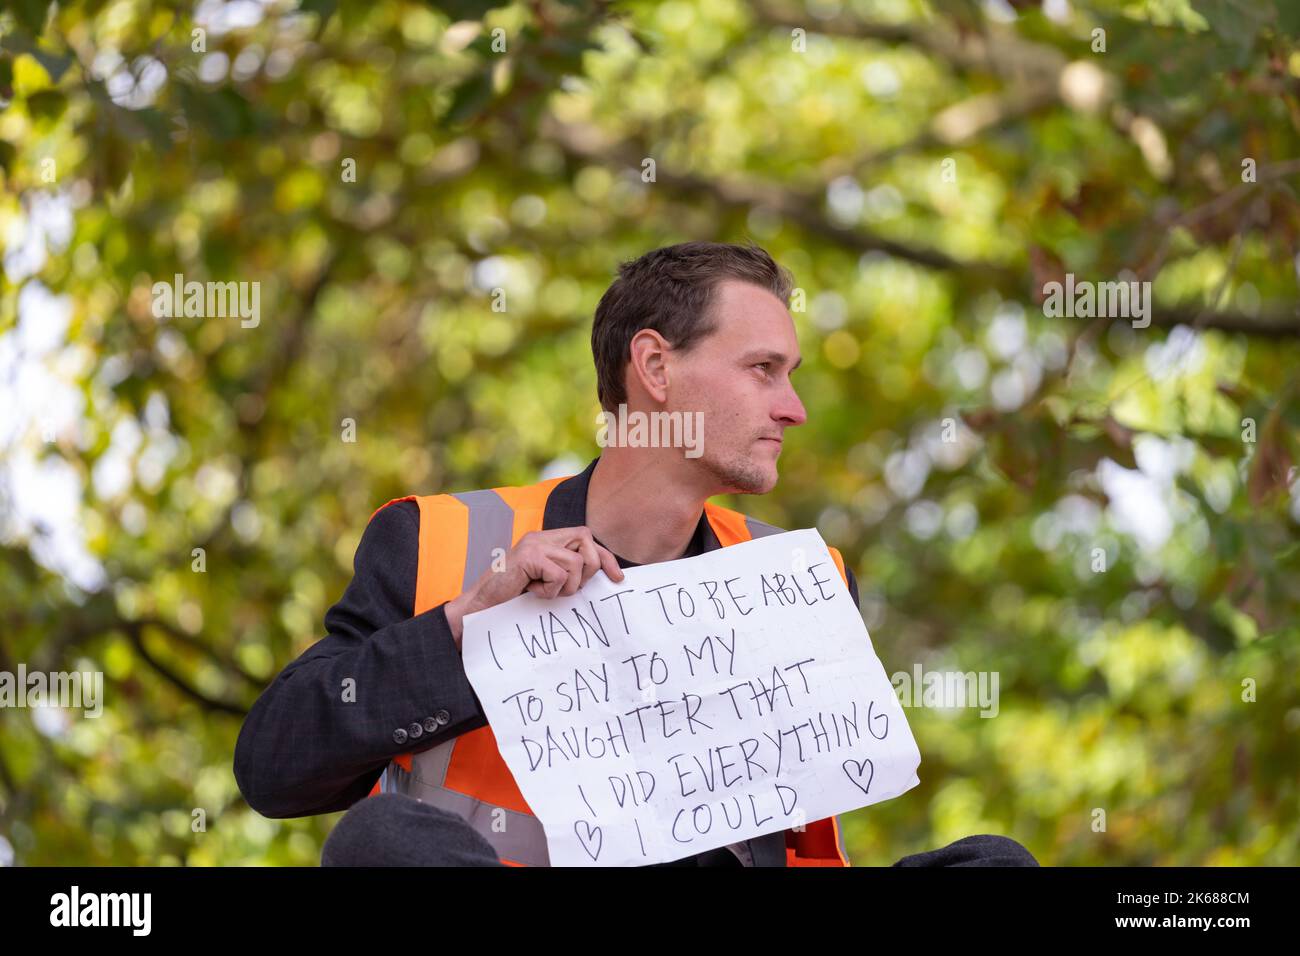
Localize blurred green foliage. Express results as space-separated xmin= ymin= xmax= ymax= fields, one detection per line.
xmin=1 ymin=0 xmax=1298 ymax=866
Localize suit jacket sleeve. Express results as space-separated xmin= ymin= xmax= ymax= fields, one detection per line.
xmin=234 ymin=500 xmax=488 ymax=818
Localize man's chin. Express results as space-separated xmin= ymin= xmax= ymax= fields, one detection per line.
xmin=714 ymin=459 xmax=778 ymax=495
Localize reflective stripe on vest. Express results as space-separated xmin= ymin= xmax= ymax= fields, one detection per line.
xmin=366 ymin=475 xmax=851 ymax=867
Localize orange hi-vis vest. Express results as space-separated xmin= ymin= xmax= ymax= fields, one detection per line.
xmin=366 ymin=471 xmax=852 ymax=867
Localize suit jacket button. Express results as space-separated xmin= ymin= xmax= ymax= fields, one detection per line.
xmin=434 ymin=709 xmax=451 ymax=725
xmin=422 ymin=717 xmax=439 ymax=734
xmin=392 ymin=728 xmax=408 ymax=745
xmin=407 ymin=721 xmax=424 ymax=740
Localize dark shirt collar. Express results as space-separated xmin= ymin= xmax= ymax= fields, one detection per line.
xmin=543 ymin=455 xmax=719 ymax=565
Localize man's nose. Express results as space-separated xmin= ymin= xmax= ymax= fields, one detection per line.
xmin=776 ymin=379 xmax=807 ymax=426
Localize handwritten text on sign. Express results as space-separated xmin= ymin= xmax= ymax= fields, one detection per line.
xmin=461 ymin=528 xmax=921 ymax=866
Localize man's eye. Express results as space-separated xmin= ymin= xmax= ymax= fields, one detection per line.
xmin=754 ymin=362 xmax=771 ymax=371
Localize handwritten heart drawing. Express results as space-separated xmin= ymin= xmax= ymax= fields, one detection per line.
xmin=842 ymin=757 xmax=874 ymax=795
xmin=574 ymin=819 xmax=603 ymax=861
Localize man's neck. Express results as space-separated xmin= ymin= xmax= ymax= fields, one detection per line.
xmin=585 ymin=450 xmax=713 ymax=565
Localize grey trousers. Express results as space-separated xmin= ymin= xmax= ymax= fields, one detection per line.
xmin=320 ymin=793 xmax=1040 ymax=867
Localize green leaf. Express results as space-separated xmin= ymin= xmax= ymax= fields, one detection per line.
xmin=426 ymin=0 xmax=507 ymax=21
xmin=535 ymin=35 xmax=599 ymax=76
xmin=1279 ymin=1 xmax=1300 ymax=37
xmin=9 ymin=0 xmax=52 ymax=35
xmin=298 ymin=0 xmax=339 ymax=38
xmin=1191 ymin=0 xmax=1273 ymax=51
xmin=4 ymin=33 xmax=74 ymax=84
xmin=176 ymin=84 xmax=259 ymax=141
xmin=441 ymin=69 xmax=494 ymax=126
xmin=299 ymin=0 xmax=338 ymax=17
xmin=25 ymin=88 xmax=66 ymax=120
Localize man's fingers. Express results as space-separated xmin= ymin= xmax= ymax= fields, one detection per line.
xmin=525 ymin=559 xmax=563 ymax=598
xmin=561 ymin=529 xmax=624 ymax=585
xmin=545 ymin=546 xmax=585 ymax=597
xmin=518 ymin=530 xmax=625 ymax=601
xmin=565 ymin=534 xmax=603 ymax=586
xmin=595 ymin=543 xmax=624 ymax=582
xmin=525 ymin=553 xmax=565 ymax=599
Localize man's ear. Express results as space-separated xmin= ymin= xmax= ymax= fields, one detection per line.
xmin=628 ymin=329 xmax=672 ymax=403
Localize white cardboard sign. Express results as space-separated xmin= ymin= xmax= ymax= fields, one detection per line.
xmin=461 ymin=528 xmax=921 ymax=866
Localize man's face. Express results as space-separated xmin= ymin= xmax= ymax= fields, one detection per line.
xmin=669 ymin=279 xmax=807 ymax=495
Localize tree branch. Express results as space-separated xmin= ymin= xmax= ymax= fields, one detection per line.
xmin=540 ymin=114 xmax=995 ymax=275
xmin=748 ymin=0 xmax=1067 ymax=83
xmin=124 ymin=621 xmax=248 ymax=717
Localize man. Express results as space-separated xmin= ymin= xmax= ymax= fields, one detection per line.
xmin=234 ymin=240 xmax=1038 ymax=867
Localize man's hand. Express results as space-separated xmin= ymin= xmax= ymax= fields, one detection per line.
xmin=444 ymin=526 xmax=624 ymax=647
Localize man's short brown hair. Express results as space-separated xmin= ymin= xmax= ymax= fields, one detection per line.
xmin=590 ymin=240 xmax=796 ymax=411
